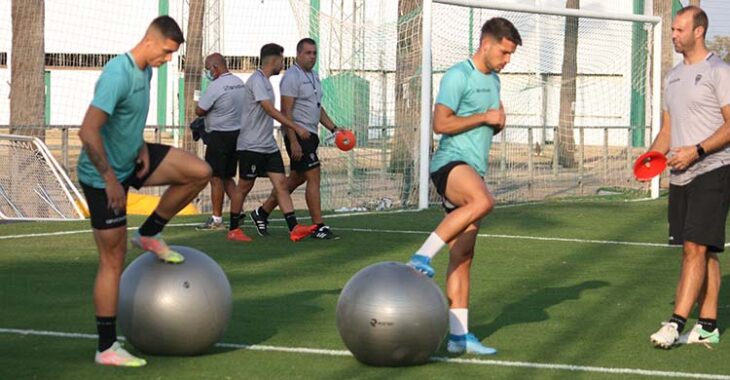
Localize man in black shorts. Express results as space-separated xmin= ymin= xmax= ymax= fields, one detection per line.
xmin=195 ymin=53 xmax=245 ymax=230
xmin=226 ymin=43 xmax=315 ymax=242
xmin=647 ymin=6 xmax=730 ymax=349
xmin=249 ymin=38 xmax=341 ymax=240
xmin=77 ymin=16 xmax=211 ymax=366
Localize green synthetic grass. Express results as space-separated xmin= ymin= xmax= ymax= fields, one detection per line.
xmin=1 ymin=198 xmax=729 ymax=379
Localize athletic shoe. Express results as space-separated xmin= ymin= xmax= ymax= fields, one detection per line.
xmin=406 ymin=254 xmax=435 ymax=278
xmin=227 ymin=229 xmax=252 ymax=242
xmin=447 ymin=333 xmax=497 ymax=355
xmin=249 ymin=209 xmax=270 ymax=236
xmin=678 ymin=323 xmax=720 ymax=346
xmin=195 ymin=216 xmax=225 ymax=231
xmin=131 ymin=232 xmax=184 ymax=264
xmin=650 ymin=321 xmax=680 ymax=349
xmin=311 ymin=225 xmax=340 ymax=240
xmin=290 ymin=224 xmax=314 ymax=242
xmin=95 ymin=341 xmax=147 ymax=367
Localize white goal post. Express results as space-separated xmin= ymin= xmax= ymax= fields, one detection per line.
xmin=419 ymin=0 xmax=663 ymax=209
xmin=0 ymin=134 xmax=87 ymax=221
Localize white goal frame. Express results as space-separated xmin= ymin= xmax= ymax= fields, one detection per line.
xmin=0 ymin=134 xmax=87 ymax=221
xmin=419 ymin=0 xmax=663 ymax=209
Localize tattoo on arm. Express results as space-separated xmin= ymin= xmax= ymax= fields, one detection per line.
xmin=82 ymin=142 xmax=110 ymax=176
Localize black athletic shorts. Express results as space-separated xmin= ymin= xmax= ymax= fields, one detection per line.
xmin=284 ymin=133 xmax=321 ymax=173
xmin=204 ymin=130 xmax=239 ymax=179
xmin=430 ymin=161 xmax=469 ymax=213
xmin=80 ymin=143 xmax=171 ymax=230
xmin=668 ymin=165 xmax=730 ymax=252
xmin=238 ymin=150 xmax=286 ymax=180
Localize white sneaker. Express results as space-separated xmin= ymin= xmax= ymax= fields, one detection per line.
xmin=94 ymin=341 xmax=147 ymax=367
xmin=678 ymin=323 xmax=720 ymax=346
xmin=650 ymin=322 xmax=679 ymax=349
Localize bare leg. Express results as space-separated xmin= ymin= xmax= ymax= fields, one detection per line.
xmin=93 ymin=226 xmax=127 ymax=317
xmin=261 ymin=171 xmax=306 ymax=214
xmin=673 ymin=241 xmax=709 ymax=318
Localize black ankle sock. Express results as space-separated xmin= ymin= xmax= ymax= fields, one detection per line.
xmin=284 ymin=212 xmax=298 ymax=231
xmin=138 ymin=212 xmax=169 ymax=237
xmin=698 ymin=318 xmax=717 ymax=332
xmin=669 ymin=314 xmax=687 ymax=333
xmin=257 ymin=206 xmax=270 ymax=219
xmin=96 ymin=316 xmax=117 ymax=352
xmin=230 ymin=212 xmax=241 ymax=230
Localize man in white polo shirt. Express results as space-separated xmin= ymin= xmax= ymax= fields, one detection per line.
xmin=249 ymin=38 xmax=341 ymax=240
xmin=647 ymin=5 xmax=730 ymax=349
xmin=195 ymin=53 xmax=245 ymax=230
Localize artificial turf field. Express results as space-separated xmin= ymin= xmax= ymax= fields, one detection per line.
xmin=1 ymin=197 xmax=729 ymax=379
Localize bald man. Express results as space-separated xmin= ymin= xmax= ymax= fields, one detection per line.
xmin=77 ymin=16 xmax=211 ymax=366
xmin=648 ymin=5 xmax=730 ymax=349
xmin=195 ymin=53 xmax=246 ymax=231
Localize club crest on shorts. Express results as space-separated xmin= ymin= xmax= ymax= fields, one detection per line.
xmin=250 ymin=164 xmax=256 ymax=173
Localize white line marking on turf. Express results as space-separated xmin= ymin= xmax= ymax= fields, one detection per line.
xmin=1 ymin=328 xmax=728 ymax=380
xmin=0 ymin=223 xmax=679 ymax=248
xmin=341 ymin=227 xmax=675 ymax=248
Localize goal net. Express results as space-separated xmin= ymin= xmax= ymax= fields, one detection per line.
xmin=0 ymin=0 xmax=660 ymax=215
xmin=0 ymin=134 xmax=87 ymax=221
xmin=425 ymin=0 xmax=661 ymax=204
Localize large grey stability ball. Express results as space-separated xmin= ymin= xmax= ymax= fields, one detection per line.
xmin=118 ymin=246 xmax=232 ymax=356
xmin=336 ymin=262 xmax=448 ymax=366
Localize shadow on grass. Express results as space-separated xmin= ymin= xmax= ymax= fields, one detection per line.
xmin=472 ymin=280 xmax=610 ymax=340
xmin=227 ymin=288 xmax=342 ymax=345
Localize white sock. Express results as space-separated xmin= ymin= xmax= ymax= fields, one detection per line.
xmin=449 ymin=308 xmax=468 ymax=336
xmin=212 ymin=215 xmax=223 ymax=223
xmin=416 ymin=232 xmax=446 ymax=259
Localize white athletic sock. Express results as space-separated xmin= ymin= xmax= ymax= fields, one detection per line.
xmin=416 ymin=232 xmax=446 ymax=259
xmin=449 ymin=308 xmax=469 ymax=336
xmin=212 ymin=215 xmax=223 ymax=223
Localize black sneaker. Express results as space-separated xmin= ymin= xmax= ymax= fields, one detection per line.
xmin=311 ymin=225 xmax=340 ymax=240
xmin=249 ymin=209 xmax=270 ymax=236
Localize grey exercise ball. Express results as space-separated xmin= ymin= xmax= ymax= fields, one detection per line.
xmin=118 ymin=246 xmax=232 ymax=356
xmin=336 ymin=262 xmax=448 ymax=366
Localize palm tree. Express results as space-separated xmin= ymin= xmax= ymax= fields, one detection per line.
xmin=183 ymin=0 xmax=205 ymax=154
xmin=393 ymin=0 xmax=422 ymax=207
xmin=556 ymin=0 xmax=579 ymax=168
xmin=10 ymin=0 xmax=45 ymax=139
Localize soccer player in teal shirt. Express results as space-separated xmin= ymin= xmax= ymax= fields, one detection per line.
xmin=407 ymin=18 xmax=521 ymax=355
xmin=77 ymin=16 xmax=211 ymax=366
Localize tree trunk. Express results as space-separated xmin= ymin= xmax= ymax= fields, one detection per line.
xmin=557 ymin=0 xmax=578 ymax=168
xmin=10 ymin=0 xmax=45 ymax=139
xmin=654 ymin=0 xmax=674 ymax=99
xmin=392 ymin=0 xmax=422 ymax=207
xmin=183 ymin=0 xmax=205 ymax=154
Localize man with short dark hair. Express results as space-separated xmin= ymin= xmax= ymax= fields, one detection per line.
xmin=249 ymin=37 xmax=343 ymax=240
xmin=406 ymin=17 xmax=521 ymax=355
xmin=195 ymin=53 xmax=246 ymax=230
xmin=226 ymin=43 xmax=315 ymax=242
xmin=77 ymin=16 xmax=211 ymax=366
xmin=648 ymin=5 xmax=730 ymax=349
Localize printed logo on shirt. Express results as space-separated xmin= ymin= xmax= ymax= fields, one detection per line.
xmin=695 ymin=74 xmax=703 ymax=85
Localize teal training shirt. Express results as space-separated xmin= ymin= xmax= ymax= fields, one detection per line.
xmin=77 ymin=52 xmax=152 ymax=188
xmin=430 ymin=59 xmax=501 ymax=176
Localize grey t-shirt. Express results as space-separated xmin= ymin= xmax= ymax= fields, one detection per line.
xmin=280 ymin=64 xmax=323 ymax=134
xmin=237 ymin=69 xmax=279 ymax=153
xmin=664 ymin=53 xmax=730 ymax=185
xmin=197 ymin=73 xmax=246 ymax=132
